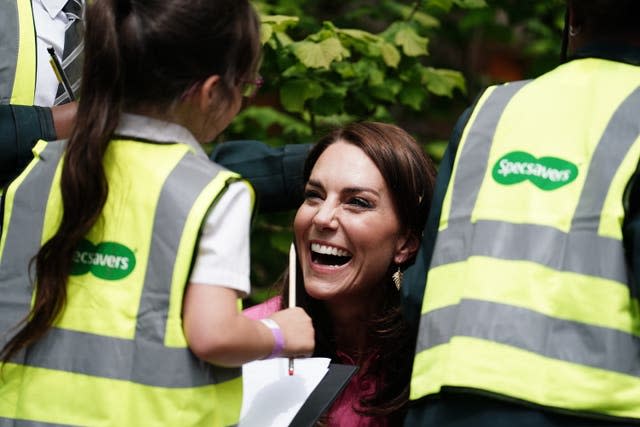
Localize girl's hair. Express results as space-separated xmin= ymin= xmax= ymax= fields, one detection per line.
xmin=285 ymin=122 xmax=437 ymax=422
xmin=1 ymin=0 xmax=261 ymax=364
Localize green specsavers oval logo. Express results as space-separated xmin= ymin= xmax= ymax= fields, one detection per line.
xmin=492 ymin=151 xmax=578 ymax=191
xmin=71 ymin=239 xmax=136 ymax=280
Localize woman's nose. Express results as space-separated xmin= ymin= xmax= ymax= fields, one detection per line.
xmin=312 ymin=201 xmax=338 ymax=230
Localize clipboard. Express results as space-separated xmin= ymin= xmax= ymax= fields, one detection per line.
xmin=289 ymin=363 xmax=358 ymax=427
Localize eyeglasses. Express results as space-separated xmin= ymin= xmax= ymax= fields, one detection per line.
xmin=241 ymin=76 xmax=264 ymax=99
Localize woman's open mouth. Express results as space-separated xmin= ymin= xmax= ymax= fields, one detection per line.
xmin=310 ymin=243 xmax=352 ymax=267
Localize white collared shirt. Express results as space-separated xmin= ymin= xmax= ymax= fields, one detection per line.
xmin=33 ymin=0 xmax=71 ymax=106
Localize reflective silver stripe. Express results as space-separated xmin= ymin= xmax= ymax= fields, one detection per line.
xmin=0 ymin=417 xmax=77 ymax=427
xmin=137 ymin=151 xmax=225 ymax=342
xmin=133 ymin=151 xmax=239 ymax=386
xmin=431 ymin=220 xmax=626 ymax=283
xmin=571 ymin=86 xmax=640 ymax=231
xmin=0 ymin=1 xmax=20 ymax=103
xmin=433 ymin=85 xmax=640 ymax=282
xmin=24 ymin=326 xmax=239 ymax=387
xmin=417 ymin=299 xmax=640 ymax=377
xmin=0 ymin=142 xmax=63 ymax=347
xmin=0 ymin=144 xmax=240 ymax=388
xmin=448 ymin=81 xmax=531 ymax=220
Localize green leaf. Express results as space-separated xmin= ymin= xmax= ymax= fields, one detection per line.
xmin=367 ymin=67 xmax=385 ymax=86
xmin=291 ymin=37 xmax=349 ymax=69
xmin=261 ymin=15 xmax=300 ymax=32
xmin=232 ymin=106 xmax=312 ymax=139
xmin=281 ymin=62 xmax=308 ymax=78
xmin=399 ymin=83 xmax=427 ymax=110
xmin=424 ymin=140 xmax=448 ymax=162
xmin=335 ymin=28 xmax=380 ymax=44
xmin=265 ymin=30 xmax=295 ymax=50
xmin=371 ymin=105 xmax=393 ymax=122
xmin=311 ymin=91 xmax=345 ymax=116
xmin=453 ymin=0 xmax=487 ymax=9
xmin=336 ymin=28 xmax=385 ymax=57
xmin=352 ymin=59 xmax=382 ymax=84
xmin=380 ymin=42 xmax=401 ymax=68
xmin=274 ymin=31 xmax=294 ymax=47
xmin=369 ymin=79 xmax=402 ymax=102
xmin=421 ymin=67 xmax=466 ymax=97
xmin=382 ymin=1 xmax=440 ymax=28
xmin=315 ymin=113 xmax=358 ymax=130
xmin=280 ymin=79 xmax=324 ymax=112
xmin=412 ymin=11 xmax=441 ymax=29
xmin=394 ymin=25 xmax=429 ymax=57
xmin=334 ymin=62 xmax=357 ymax=79
xmin=423 ymin=0 xmax=454 ymax=12
xmin=361 ymin=42 xmax=382 ymax=58
xmin=260 ymin=25 xmax=273 ymax=45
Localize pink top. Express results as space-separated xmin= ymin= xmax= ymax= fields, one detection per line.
xmin=243 ymin=297 xmax=390 ymax=427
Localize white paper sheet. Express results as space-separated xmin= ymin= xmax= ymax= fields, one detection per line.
xmin=239 ymin=357 xmax=331 ymax=427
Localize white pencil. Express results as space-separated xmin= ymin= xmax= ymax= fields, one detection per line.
xmin=288 ymin=243 xmax=296 ymax=376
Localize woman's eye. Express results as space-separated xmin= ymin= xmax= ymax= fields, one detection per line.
xmin=348 ymin=197 xmax=372 ymax=208
xmin=304 ymin=189 xmax=323 ymax=200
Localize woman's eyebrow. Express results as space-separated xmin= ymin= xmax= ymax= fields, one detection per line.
xmin=342 ymin=186 xmax=380 ymax=197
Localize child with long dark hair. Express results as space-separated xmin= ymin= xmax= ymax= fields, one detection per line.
xmin=0 ymin=1 xmax=314 ymax=425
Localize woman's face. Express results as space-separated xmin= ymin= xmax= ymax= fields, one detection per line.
xmin=294 ymin=141 xmax=412 ymax=303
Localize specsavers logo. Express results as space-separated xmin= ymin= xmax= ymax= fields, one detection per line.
xmin=71 ymin=239 xmax=136 ymax=280
xmin=492 ymin=151 xmax=578 ymax=191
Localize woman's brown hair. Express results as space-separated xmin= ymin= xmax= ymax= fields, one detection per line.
xmin=285 ymin=122 xmax=437 ymax=423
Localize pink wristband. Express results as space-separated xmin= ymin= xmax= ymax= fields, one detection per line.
xmin=260 ymin=318 xmax=285 ymax=358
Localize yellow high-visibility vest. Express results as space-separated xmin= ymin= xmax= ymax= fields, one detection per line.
xmin=0 ymin=135 xmax=254 ymax=426
xmin=411 ymin=58 xmax=640 ymax=420
xmin=0 ymin=0 xmax=37 ymax=105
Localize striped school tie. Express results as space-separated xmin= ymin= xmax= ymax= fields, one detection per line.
xmin=54 ymin=0 xmax=84 ymax=105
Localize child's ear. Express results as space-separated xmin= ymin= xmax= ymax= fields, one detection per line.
xmin=196 ymin=75 xmax=221 ymax=111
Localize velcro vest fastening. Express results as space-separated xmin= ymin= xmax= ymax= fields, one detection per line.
xmin=0 ymin=0 xmax=36 ymax=105
xmin=0 ymin=138 xmax=250 ymax=426
xmin=410 ymin=58 xmax=640 ymax=420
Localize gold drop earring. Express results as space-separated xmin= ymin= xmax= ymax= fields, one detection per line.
xmin=392 ymin=266 xmax=403 ymax=291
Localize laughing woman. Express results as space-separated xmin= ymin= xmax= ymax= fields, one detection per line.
xmin=245 ymin=122 xmax=437 ymax=426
